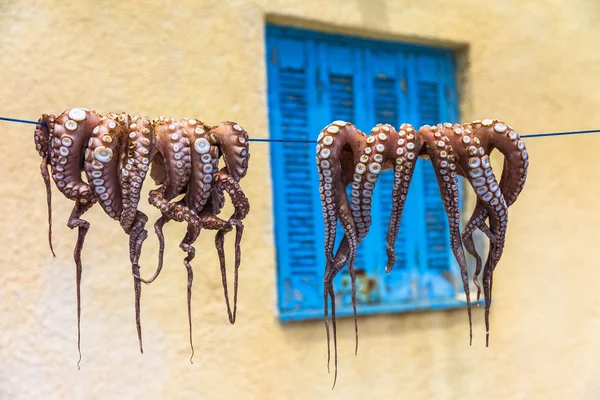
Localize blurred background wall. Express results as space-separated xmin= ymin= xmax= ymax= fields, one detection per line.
xmin=1 ymin=0 xmax=600 ymax=399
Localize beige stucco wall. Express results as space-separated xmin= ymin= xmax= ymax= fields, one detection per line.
xmin=1 ymin=0 xmax=600 ymax=399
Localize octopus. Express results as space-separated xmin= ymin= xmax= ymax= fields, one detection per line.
xmin=316 ymin=119 xmax=528 ymax=384
xmin=33 ymin=108 xmax=250 ymax=367
xmin=136 ymin=118 xmax=250 ymax=361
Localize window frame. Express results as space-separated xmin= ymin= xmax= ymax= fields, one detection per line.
xmin=266 ymin=24 xmax=472 ymax=322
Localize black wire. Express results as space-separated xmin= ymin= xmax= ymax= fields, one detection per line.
xmin=2 ymin=116 xmax=599 ymax=143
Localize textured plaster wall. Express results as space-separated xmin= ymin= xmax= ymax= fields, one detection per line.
xmin=1 ymin=0 xmax=600 ymax=399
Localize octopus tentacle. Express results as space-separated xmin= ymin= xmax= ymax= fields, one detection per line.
xmin=343 ymin=123 xmax=405 ymax=354
xmin=134 ymin=215 xmax=169 ymax=285
xmin=445 ymin=121 xmax=509 ymax=346
xmin=329 ymin=284 xmax=338 ymax=389
xmin=34 ymin=114 xmax=56 ymax=256
xmin=316 ymin=121 xmax=365 ymax=373
xmin=129 ymin=210 xmax=149 ymax=354
xmin=461 ymin=122 xmax=528 ymax=292
xmin=382 ymin=124 xmax=422 ymax=273
xmin=180 ymin=224 xmax=200 ymax=363
xmin=148 ymin=188 xmax=202 ymax=237
xmin=231 ymin=222 xmax=243 ymax=323
xmin=41 ymin=158 xmax=55 ymax=257
xmin=336 ymin=185 xmax=359 ymax=355
xmin=50 ymin=109 xmax=99 ymax=203
xmin=83 ymin=113 xmax=151 ymax=351
xmin=147 ymin=191 xmax=232 ymax=355
xmin=138 ymin=118 xmax=216 ymax=282
xmin=420 ymin=123 xmax=474 ymax=343
xmin=205 ymin=122 xmax=250 ymax=323
xmin=83 ymin=114 xmax=128 ymax=221
xmin=121 ymin=116 xmax=156 ymax=353
xmin=462 ymin=200 xmax=490 ymax=300
xmin=184 ymin=119 xmax=217 ymax=213
xmin=141 ymin=117 xmax=194 ymax=281
xmin=43 ymin=108 xmax=100 ymax=368
xmin=66 ymin=199 xmax=93 ymax=369
xmin=215 ymin=228 xmax=233 ymax=322
xmin=120 ymin=116 xmax=155 ymax=233
xmin=213 ymin=171 xmax=249 ymax=323
xmin=176 ymin=119 xmax=217 ymax=328
xmin=179 ymin=119 xmax=216 ymax=332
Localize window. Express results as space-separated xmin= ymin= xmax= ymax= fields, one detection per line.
xmin=266 ymin=24 xmax=466 ymax=322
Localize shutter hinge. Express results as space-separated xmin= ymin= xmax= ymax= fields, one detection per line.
xmin=401 ymin=77 xmax=407 ymax=93
xmin=271 ymin=47 xmax=278 ymax=66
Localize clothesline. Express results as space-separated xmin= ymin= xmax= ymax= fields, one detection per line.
xmin=1 ymin=116 xmax=599 ymax=143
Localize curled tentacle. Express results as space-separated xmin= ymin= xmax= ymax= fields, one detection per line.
xmin=134 ymin=215 xmax=169 ymax=285
xmin=461 ymin=121 xmax=529 ymax=292
xmin=83 ymin=113 xmax=128 ymax=220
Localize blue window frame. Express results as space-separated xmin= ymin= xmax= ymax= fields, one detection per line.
xmin=266 ymin=24 xmax=466 ymax=322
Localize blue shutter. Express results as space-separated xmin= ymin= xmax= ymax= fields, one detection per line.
xmin=267 ymin=33 xmax=324 ymax=318
xmin=267 ymin=25 xmax=464 ymax=320
xmin=410 ymin=53 xmax=458 ymax=300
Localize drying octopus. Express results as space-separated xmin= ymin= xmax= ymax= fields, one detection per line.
xmin=316 ymin=118 xmax=528 ymax=383
xmin=33 ymin=108 xmax=250 ymax=366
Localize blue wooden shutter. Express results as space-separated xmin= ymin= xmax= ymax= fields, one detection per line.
xmin=267 ymin=25 xmax=464 ymax=320
xmin=267 ymin=32 xmax=324 ymax=318
xmin=410 ymin=53 xmax=458 ymax=300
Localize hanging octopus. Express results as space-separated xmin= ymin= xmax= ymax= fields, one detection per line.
xmin=316 ymin=118 xmax=528 ymax=384
xmin=34 ymin=109 xmax=153 ymax=367
xmin=134 ymin=118 xmax=250 ymax=361
xmin=33 ymin=108 xmax=250 ymax=366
